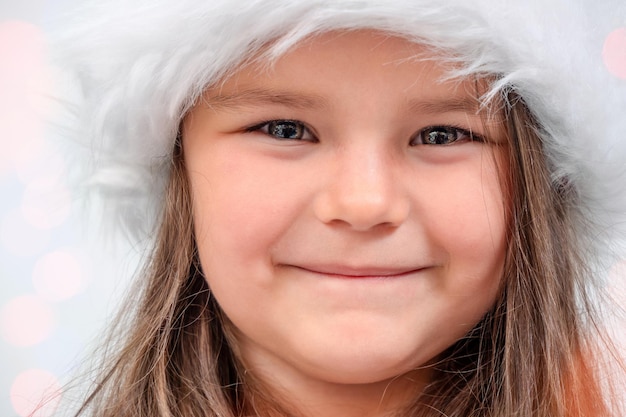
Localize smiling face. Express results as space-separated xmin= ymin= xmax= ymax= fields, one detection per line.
xmin=183 ymin=31 xmax=508 ymax=412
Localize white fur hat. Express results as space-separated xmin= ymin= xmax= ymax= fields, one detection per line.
xmin=53 ymin=0 xmax=626 ymax=271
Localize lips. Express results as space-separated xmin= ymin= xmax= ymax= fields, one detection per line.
xmin=288 ymin=264 xmax=423 ymax=278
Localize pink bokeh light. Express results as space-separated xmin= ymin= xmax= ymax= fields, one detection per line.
xmin=10 ymin=369 xmax=61 ymax=417
xmin=0 ymin=20 xmax=49 ymax=178
xmin=603 ymin=28 xmax=626 ymax=80
xmin=0 ymin=295 xmax=57 ymax=347
xmin=33 ymin=250 xmax=84 ymax=301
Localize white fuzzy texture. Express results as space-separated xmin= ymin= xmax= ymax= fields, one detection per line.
xmin=52 ymin=0 xmax=626 ymax=272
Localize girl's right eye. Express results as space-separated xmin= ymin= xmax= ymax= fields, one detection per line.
xmin=247 ymin=120 xmax=316 ymax=142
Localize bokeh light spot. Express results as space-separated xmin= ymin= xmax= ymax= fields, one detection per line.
xmin=0 ymin=295 xmax=57 ymax=346
xmin=0 ymin=20 xmax=47 ymax=178
xmin=603 ymin=28 xmax=626 ymax=79
xmin=10 ymin=369 xmax=61 ymax=417
xmin=33 ymin=250 xmax=84 ymax=301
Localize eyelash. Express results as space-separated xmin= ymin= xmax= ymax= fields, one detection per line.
xmin=246 ymin=120 xmax=483 ymax=145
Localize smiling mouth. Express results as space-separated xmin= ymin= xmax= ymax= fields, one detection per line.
xmin=289 ymin=265 xmax=424 ymax=279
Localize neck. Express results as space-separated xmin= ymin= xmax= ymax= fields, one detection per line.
xmin=243 ymin=368 xmax=429 ymax=417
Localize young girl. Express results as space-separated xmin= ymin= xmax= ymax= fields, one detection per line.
xmin=54 ymin=0 xmax=626 ymax=416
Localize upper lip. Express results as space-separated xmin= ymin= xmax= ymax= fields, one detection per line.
xmin=288 ymin=264 xmax=424 ymax=277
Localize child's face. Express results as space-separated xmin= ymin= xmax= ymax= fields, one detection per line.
xmin=183 ymin=31 xmax=507 ymax=396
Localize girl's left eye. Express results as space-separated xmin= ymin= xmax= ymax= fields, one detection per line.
xmin=411 ymin=126 xmax=480 ymax=146
xmin=248 ymin=120 xmax=316 ymax=142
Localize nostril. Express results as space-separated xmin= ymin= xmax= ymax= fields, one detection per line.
xmin=313 ymin=187 xmax=410 ymax=231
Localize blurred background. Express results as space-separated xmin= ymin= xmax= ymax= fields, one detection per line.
xmin=1 ymin=1 xmax=625 ymax=416
xmin=0 ymin=2 xmax=138 ymax=416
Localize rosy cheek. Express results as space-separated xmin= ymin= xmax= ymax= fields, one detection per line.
xmin=189 ymin=163 xmax=298 ymax=269
xmin=418 ymin=160 xmax=506 ymax=266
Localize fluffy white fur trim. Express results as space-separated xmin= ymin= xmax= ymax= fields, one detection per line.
xmin=52 ymin=0 xmax=626 ymax=270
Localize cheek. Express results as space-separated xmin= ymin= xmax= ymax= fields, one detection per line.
xmin=418 ymin=151 xmax=508 ymax=289
xmin=187 ymin=165 xmax=282 ymax=309
xmin=187 ymin=145 xmax=314 ymax=277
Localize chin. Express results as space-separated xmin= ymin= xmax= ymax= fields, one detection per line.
xmin=291 ymin=339 xmax=434 ymax=385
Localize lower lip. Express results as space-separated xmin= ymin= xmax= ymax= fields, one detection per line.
xmin=291 ymin=266 xmax=423 ymax=279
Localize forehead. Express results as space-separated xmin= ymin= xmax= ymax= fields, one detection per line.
xmin=205 ymin=30 xmax=492 ymax=115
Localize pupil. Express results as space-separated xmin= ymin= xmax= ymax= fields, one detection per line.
xmin=427 ymin=129 xmax=454 ymax=144
xmin=270 ymin=121 xmax=302 ymax=139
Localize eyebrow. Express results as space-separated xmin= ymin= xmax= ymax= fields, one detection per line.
xmin=408 ymin=96 xmax=482 ymax=115
xmin=204 ymin=88 xmax=330 ymax=111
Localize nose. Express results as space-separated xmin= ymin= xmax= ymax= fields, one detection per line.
xmin=313 ymin=146 xmax=410 ymax=231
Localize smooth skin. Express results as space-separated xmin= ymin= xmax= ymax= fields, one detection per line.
xmin=183 ymin=31 xmax=508 ymax=417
